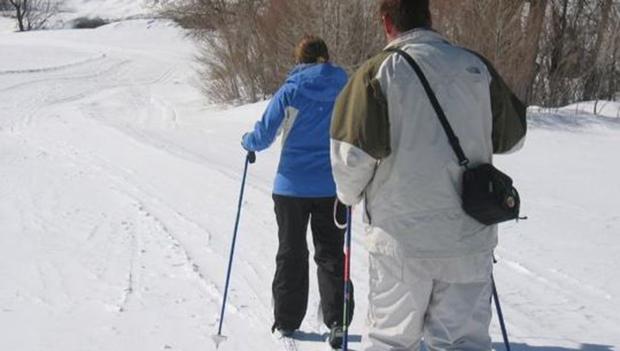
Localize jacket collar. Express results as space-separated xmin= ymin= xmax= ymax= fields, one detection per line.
xmin=288 ymin=63 xmax=324 ymax=77
xmin=385 ymin=28 xmax=449 ymax=49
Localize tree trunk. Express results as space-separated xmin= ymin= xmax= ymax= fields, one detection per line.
xmin=16 ymin=5 xmax=24 ymax=32
xmin=583 ymin=0 xmax=613 ymax=100
xmin=9 ymin=0 xmax=25 ymax=32
xmin=547 ymin=0 xmax=570 ymax=105
xmin=519 ymin=0 xmax=547 ymax=103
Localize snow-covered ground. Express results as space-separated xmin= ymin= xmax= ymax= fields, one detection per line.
xmin=1 ymin=19 xmax=619 ymax=351
xmin=561 ymin=101 xmax=620 ymax=119
xmin=0 ymin=15 xmax=15 ymax=32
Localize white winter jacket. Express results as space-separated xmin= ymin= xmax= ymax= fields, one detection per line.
xmin=330 ymin=29 xmax=526 ymax=258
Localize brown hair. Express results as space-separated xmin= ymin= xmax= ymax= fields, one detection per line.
xmin=379 ymin=0 xmax=431 ymax=32
xmin=294 ymin=35 xmax=330 ymax=64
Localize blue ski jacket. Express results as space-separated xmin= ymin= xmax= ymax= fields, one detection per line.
xmin=242 ymin=63 xmax=348 ymax=197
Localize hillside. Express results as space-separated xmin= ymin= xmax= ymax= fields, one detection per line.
xmin=0 ymin=0 xmax=158 ymax=31
xmin=62 ymin=0 xmax=155 ymax=19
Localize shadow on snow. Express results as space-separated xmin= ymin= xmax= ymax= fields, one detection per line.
xmin=292 ymin=330 xmax=362 ymax=343
xmin=493 ymin=342 xmax=615 ymax=351
xmin=290 ymin=332 xmax=613 ymax=351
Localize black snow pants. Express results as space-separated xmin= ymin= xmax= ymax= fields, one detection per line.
xmin=271 ymin=194 xmax=354 ymax=331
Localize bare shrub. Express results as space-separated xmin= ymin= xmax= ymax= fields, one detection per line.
xmin=166 ymin=0 xmax=619 ymax=106
xmin=71 ymin=16 xmax=107 ymax=29
xmin=7 ymin=0 xmax=60 ymax=31
xmin=165 ymin=0 xmax=383 ymax=104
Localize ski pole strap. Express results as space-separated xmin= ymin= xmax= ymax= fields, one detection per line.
xmin=385 ymin=47 xmax=470 ymax=167
xmin=333 ymin=199 xmax=347 ymax=230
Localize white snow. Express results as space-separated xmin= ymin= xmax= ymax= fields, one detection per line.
xmin=0 ymin=0 xmax=157 ymax=32
xmin=0 ymin=16 xmax=15 ymax=33
xmin=1 ymin=19 xmax=619 ymax=351
xmin=530 ymin=101 xmax=620 ymax=120
xmin=561 ymin=101 xmax=620 ymax=119
xmin=61 ymin=0 xmax=158 ymax=21
xmin=61 ymin=0 xmax=155 ymax=20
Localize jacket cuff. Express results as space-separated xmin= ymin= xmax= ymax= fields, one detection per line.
xmin=241 ymin=132 xmax=254 ymax=151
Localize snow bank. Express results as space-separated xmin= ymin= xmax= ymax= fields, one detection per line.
xmin=530 ymin=101 xmax=620 ymax=119
xmin=0 ymin=0 xmax=157 ymax=32
xmin=61 ymin=0 xmax=157 ymax=21
xmin=0 ymin=15 xmax=15 ymax=33
xmin=561 ymin=100 xmax=620 ymax=118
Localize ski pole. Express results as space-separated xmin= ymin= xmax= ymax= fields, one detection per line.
xmin=212 ymin=151 xmax=256 ymax=348
xmin=341 ymin=206 xmax=352 ymax=351
xmin=492 ymin=274 xmax=511 ymax=351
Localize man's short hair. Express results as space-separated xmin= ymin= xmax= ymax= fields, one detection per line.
xmin=379 ymin=0 xmax=431 ymax=32
xmin=294 ymin=35 xmax=330 ymax=64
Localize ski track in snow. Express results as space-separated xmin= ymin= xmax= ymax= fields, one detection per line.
xmin=1 ymin=19 xmax=619 ymax=351
xmin=0 ymin=53 xmax=109 ymax=76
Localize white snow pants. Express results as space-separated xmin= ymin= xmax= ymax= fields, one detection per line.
xmin=363 ymin=251 xmax=494 ymax=351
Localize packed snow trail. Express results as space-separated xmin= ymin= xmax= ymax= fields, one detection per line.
xmin=1 ymin=20 xmax=619 ymax=351
xmin=0 ymin=20 xmax=286 ymax=351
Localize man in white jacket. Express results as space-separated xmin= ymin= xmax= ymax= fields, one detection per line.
xmin=330 ymin=0 xmax=526 ymax=350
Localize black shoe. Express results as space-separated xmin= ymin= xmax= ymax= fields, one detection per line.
xmin=328 ymin=324 xmax=344 ymax=349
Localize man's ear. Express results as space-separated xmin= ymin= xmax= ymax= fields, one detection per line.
xmin=382 ymin=14 xmax=396 ymax=41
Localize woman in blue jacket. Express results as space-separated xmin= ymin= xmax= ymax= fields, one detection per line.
xmin=242 ymin=35 xmax=353 ymax=348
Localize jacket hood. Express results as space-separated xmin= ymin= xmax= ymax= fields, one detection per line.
xmin=287 ymin=63 xmax=348 ymax=102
